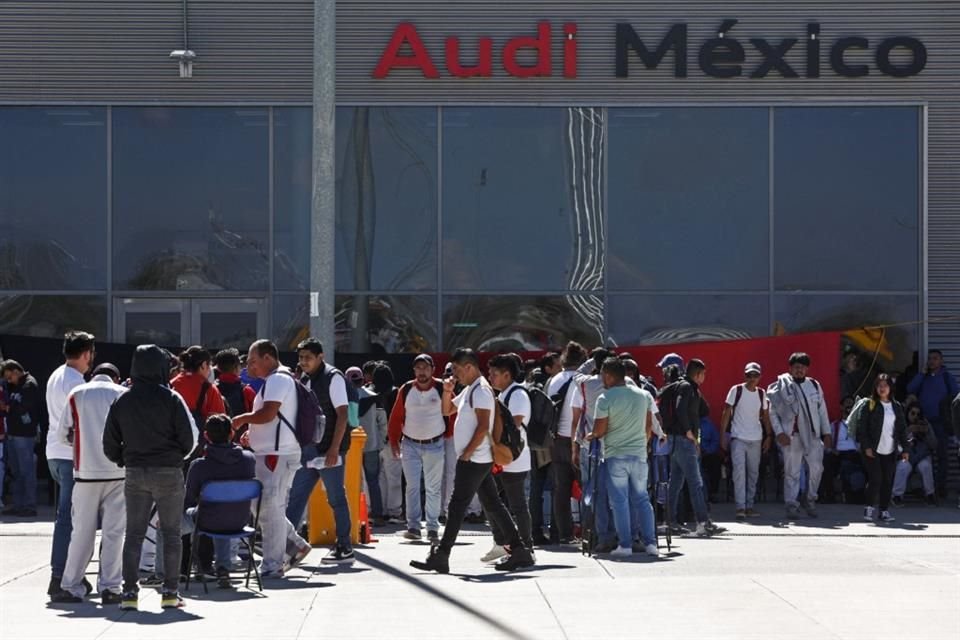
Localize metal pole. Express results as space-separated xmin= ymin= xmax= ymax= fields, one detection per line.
xmin=311 ymin=0 xmax=336 ymax=363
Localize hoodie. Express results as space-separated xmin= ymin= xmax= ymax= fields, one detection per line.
xmin=184 ymin=441 xmax=256 ymax=532
xmin=3 ymin=372 xmax=42 ymax=438
xmin=103 ymin=345 xmax=198 ymax=469
xmin=50 ymin=374 xmax=127 ymax=481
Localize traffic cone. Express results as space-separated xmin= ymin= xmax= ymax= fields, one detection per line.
xmin=359 ymin=492 xmax=377 ymax=544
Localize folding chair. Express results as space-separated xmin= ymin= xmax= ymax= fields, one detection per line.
xmin=185 ymin=479 xmax=263 ymax=593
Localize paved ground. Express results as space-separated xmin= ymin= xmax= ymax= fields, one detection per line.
xmin=1 ymin=503 xmax=958 ymax=640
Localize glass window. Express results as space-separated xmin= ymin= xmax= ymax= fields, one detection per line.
xmin=607 ymin=294 xmax=769 ymax=346
xmin=443 ymin=295 xmax=604 ymax=352
xmin=273 ymin=107 xmax=313 ymax=291
xmin=774 ymin=107 xmax=920 ymax=291
xmin=442 ymin=108 xmax=605 ymax=292
xmin=273 ymin=294 xmax=437 ymax=354
xmin=112 ymin=108 xmax=270 ymax=291
xmin=0 ymin=107 xmax=107 ymax=290
xmin=608 ymin=108 xmax=769 ymax=291
xmin=335 ymin=107 xmax=438 ymax=291
xmin=0 ymin=295 xmax=106 ymax=339
xmin=773 ymin=294 xmax=919 ymax=372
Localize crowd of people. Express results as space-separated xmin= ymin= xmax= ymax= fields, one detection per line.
xmin=0 ymin=331 xmax=959 ymax=609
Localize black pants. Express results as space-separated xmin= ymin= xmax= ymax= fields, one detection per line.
xmin=439 ymin=460 xmax=523 ymax=556
xmin=701 ymin=453 xmax=723 ymax=501
xmin=551 ymin=437 xmax=575 ymax=540
xmin=529 ymin=458 xmax=552 ymax=538
xmin=864 ymin=452 xmax=897 ymax=511
xmin=488 ymin=471 xmax=533 ymax=550
xmin=821 ymin=451 xmax=864 ymax=501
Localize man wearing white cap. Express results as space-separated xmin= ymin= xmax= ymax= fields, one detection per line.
xmin=720 ymin=362 xmax=774 ymax=520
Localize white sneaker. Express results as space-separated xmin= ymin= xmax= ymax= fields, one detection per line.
xmin=695 ymin=523 xmax=710 ymax=537
xmin=644 ymin=544 xmax=660 ymax=557
xmin=481 ymin=545 xmax=508 ymax=563
xmin=610 ymin=546 xmax=633 ymax=557
xmin=879 ymin=510 xmax=896 ymax=523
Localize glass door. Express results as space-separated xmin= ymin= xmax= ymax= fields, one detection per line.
xmin=114 ymin=298 xmax=266 ymax=349
xmin=191 ymin=298 xmax=266 ymax=350
xmin=114 ymin=299 xmax=189 ymax=347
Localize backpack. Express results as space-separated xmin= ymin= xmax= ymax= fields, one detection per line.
xmin=846 ymin=396 xmax=875 ymax=443
xmin=729 ymin=384 xmax=766 ymax=429
xmin=526 ymin=383 xmax=558 ymax=451
xmin=216 ymin=379 xmax=246 ymax=417
xmin=191 ymin=381 xmax=211 ymax=427
xmin=492 ymin=386 xmax=526 ymax=464
xmin=261 ymin=370 xmax=326 ymax=451
xmin=548 ymin=376 xmax=575 ymax=435
xmin=657 ymin=380 xmax=684 ymax=435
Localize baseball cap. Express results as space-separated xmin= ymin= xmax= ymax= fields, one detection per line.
xmin=345 ymin=366 xmax=364 ymax=382
xmin=744 ymin=362 xmax=762 ymax=375
xmin=657 ymin=353 xmax=685 ymax=369
xmin=413 ymin=354 xmax=434 ymax=368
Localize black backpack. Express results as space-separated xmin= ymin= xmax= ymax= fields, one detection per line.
xmin=657 ymin=380 xmax=685 ymax=435
xmin=525 ymin=384 xmax=557 ymax=451
xmin=216 ymin=379 xmax=246 ymax=417
xmin=495 ymin=386 xmax=527 ymax=462
xmin=548 ymin=377 xmax=575 ymax=434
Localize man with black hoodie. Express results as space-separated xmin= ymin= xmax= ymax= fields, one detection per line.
xmin=103 ymin=345 xmax=198 ymax=611
xmin=0 ymin=360 xmax=42 ymax=518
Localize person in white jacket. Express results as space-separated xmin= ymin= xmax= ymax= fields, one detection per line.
xmin=767 ymin=353 xmax=833 ymax=519
xmin=49 ymin=363 xmax=127 ymax=604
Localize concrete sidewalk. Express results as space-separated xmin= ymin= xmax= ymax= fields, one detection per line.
xmin=1 ymin=503 xmax=958 ymax=640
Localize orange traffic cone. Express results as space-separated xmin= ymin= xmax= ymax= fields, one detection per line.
xmin=359 ymin=492 xmax=377 ymax=544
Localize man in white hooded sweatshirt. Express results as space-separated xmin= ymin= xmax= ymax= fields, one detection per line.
xmin=49 ymin=363 xmax=127 ymax=604
xmin=767 ymin=353 xmax=833 ymax=519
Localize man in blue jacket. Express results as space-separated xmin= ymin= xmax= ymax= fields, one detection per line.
xmin=907 ymin=349 xmax=959 ymax=498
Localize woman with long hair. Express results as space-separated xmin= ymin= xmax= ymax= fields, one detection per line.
xmin=856 ymin=374 xmax=909 ymax=523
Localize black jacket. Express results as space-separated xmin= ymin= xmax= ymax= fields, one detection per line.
xmin=674 ymin=377 xmax=703 ymax=438
xmin=304 ymin=364 xmax=352 ymax=456
xmin=4 ymin=373 xmax=42 ymax=438
xmin=185 ymin=442 xmax=256 ymax=533
xmin=856 ymin=399 xmax=909 ymax=454
xmin=103 ymin=345 xmax=196 ymax=468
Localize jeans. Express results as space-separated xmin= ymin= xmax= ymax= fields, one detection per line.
xmin=606 ymin=455 xmax=656 ymax=548
xmin=864 ymin=452 xmax=897 ymax=511
xmin=379 ymin=447 xmax=404 ymax=518
xmin=319 ymin=463 xmax=352 ymax=548
xmin=488 ymin=471 xmax=533 ymax=549
xmin=362 ymin=450 xmax=384 ymax=518
xmin=668 ymin=437 xmax=709 ymax=525
xmin=122 ymin=467 xmax=185 ymax=594
xmin=550 ymin=436 xmax=575 ymax=540
xmin=401 ymin=437 xmax=445 ymax=533
xmin=581 ymin=446 xmax=616 ymax=546
xmin=8 ymin=436 xmax=37 ymax=510
xmin=182 ymin=507 xmax=232 ymax=570
xmin=439 ymin=460 xmax=523 ymax=556
xmin=730 ymin=438 xmax=762 ymax=510
xmin=782 ymin=434 xmax=824 ymax=507
xmin=529 ymin=456 xmax=552 ymax=538
xmin=893 ymin=457 xmax=935 ymax=497
xmin=61 ymin=480 xmax=125 ymax=597
xmin=48 ymin=458 xmax=75 ymax=577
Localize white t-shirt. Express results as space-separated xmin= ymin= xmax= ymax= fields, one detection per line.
xmin=453 ymin=378 xmax=495 ymax=464
xmin=725 ymin=384 xmax=769 ymax=442
xmin=546 ymin=370 xmax=584 ymax=438
xmin=500 ymin=382 xmax=532 ymax=473
xmin=45 ymin=364 xmax=86 ymax=460
xmin=250 ymin=369 xmax=301 ymax=456
xmin=878 ymin=401 xmax=896 ymax=455
xmin=303 ymin=366 xmax=349 ymax=409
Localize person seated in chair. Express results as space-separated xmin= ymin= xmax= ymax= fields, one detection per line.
xmin=183 ymin=414 xmax=256 ymax=588
xmin=892 ymin=404 xmax=938 ymax=507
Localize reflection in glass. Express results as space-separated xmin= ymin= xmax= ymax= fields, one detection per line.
xmin=442 ymin=108 xmax=605 ymax=298
xmin=774 ymin=107 xmax=920 ymax=291
xmin=335 ymin=107 xmax=438 ymax=290
xmin=0 ymin=295 xmax=106 ymax=338
xmin=607 ymin=294 xmax=769 ymax=346
xmin=0 ymin=107 xmax=108 ymax=290
xmin=200 ymin=312 xmax=259 ymax=351
xmin=608 ymin=108 xmax=769 ymax=291
xmin=443 ymin=295 xmax=603 ymax=352
xmin=112 ymin=107 xmax=270 ymax=291
xmin=125 ymin=312 xmax=182 ymax=347
xmin=273 ymin=295 xmax=437 ymax=354
xmin=773 ymin=294 xmax=919 ymax=371
xmin=273 ymin=108 xmax=313 ymax=290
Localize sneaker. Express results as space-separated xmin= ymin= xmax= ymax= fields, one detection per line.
xmin=735 ymin=509 xmax=746 ymax=521
xmin=863 ymin=506 xmax=875 ymax=521
xmin=438 ymin=514 xmax=447 ymax=525
xmin=403 ymin=528 xmax=421 ymax=541
xmin=745 ymin=508 xmax=761 ymax=518
xmin=427 ymin=530 xmax=439 ymax=543
xmin=216 ymin=567 xmax=233 ymax=589
xmin=892 ymin=495 xmax=905 ymax=508
xmin=194 ymin=567 xmax=217 ymax=582
xmin=644 ymin=544 xmax=660 ymax=557
xmin=694 ymin=523 xmax=711 ymax=537
xmin=494 ymin=547 xmax=535 ymax=571
xmin=705 ymin=522 xmax=727 ymax=535
xmin=120 ymin=591 xmax=138 ymax=611
xmin=410 ymin=546 xmax=450 ymax=574
xmin=101 ymin=591 xmax=123 ymax=606
xmin=160 ymin=591 xmax=185 ymax=609
xmin=50 ymin=590 xmax=83 ymax=603
xmin=481 ymin=544 xmax=509 ymax=563
xmin=260 ymin=568 xmax=285 ymax=579
xmin=139 ymin=574 xmax=164 ymax=588
xmin=879 ymin=510 xmax=896 ymax=523
xmin=786 ymin=504 xmax=802 ymax=519
xmin=287 ymin=542 xmax=312 ymax=569
xmin=386 ymin=515 xmax=405 ymax=525
xmin=47 ymin=576 xmax=61 ymax=596
xmin=669 ymin=524 xmax=691 ymax=536
xmin=321 ymin=546 xmax=355 ymax=564
xmin=800 ymin=497 xmax=818 ymax=518
xmin=610 ymin=546 xmax=633 ymax=557
xmin=594 ymin=540 xmax=617 ymax=554
xmin=531 ymin=533 xmax=551 ymax=547
xmin=83 ymin=578 xmax=93 ymax=595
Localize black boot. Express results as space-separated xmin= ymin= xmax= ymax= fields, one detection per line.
xmin=494 ymin=546 xmax=535 ymax=572
xmin=409 ymin=546 xmax=449 ymax=574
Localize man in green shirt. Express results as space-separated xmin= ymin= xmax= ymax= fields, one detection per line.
xmin=589 ymin=358 xmax=658 ymax=558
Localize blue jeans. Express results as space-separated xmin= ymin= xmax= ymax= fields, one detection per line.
xmin=606 ymin=455 xmax=656 ymax=548
xmin=362 ymin=450 xmax=384 ymax=518
xmin=183 ymin=507 xmax=232 ymax=570
xmin=400 ymin=437 xmax=445 ymax=533
xmin=8 ymin=436 xmax=37 ymax=509
xmin=580 ymin=446 xmax=616 ymax=546
xmin=48 ymin=458 xmax=75 ymax=577
xmin=668 ymin=437 xmax=709 ymax=526
xmin=285 ymin=464 xmax=318 ymax=533
xmin=286 ymin=456 xmax=352 ymax=549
